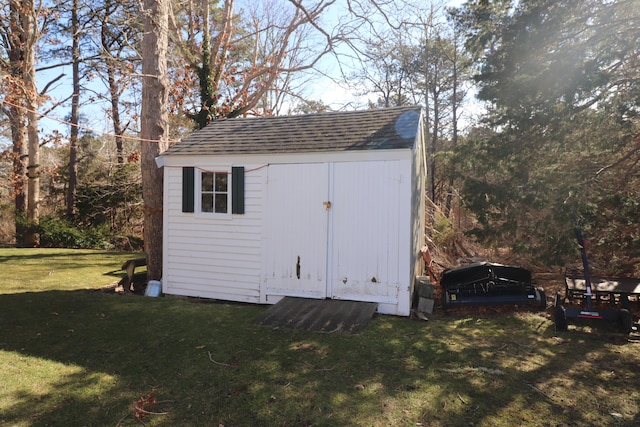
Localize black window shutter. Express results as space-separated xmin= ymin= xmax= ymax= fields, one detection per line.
xmin=182 ymin=167 xmax=195 ymax=213
xmin=232 ymin=166 xmax=245 ymax=214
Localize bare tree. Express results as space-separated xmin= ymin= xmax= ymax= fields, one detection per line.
xmin=338 ymin=1 xmax=472 ymax=222
xmin=99 ymin=0 xmax=141 ymax=164
xmin=347 ymin=30 xmax=417 ymax=108
xmin=169 ymin=0 xmax=337 ymax=125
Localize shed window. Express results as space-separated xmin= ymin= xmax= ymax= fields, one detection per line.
xmin=201 ymin=171 xmax=228 ymax=213
xmin=182 ymin=166 xmax=244 ymax=214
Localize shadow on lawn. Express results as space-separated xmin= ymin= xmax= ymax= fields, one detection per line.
xmin=365 ymin=313 xmax=637 ymax=425
xmin=0 ymin=289 xmax=249 ymax=425
xmin=1 ymin=289 xmax=639 ymax=426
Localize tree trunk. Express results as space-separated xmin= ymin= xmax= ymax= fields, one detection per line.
xmin=141 ymin=0 xmax=169 ymax=281
xmin=108 ymin=69 xmax=125 ymax=164
xmin=422 ymin=18 xmax=434 ymax=222
xmin=67 ymin=0 xmax=80 ymax=216
xmin=7 ymin=0 xmax=29 ymax=243
xmin=101 ymin=0 xmax=126 ymax=164
xmin=23 ymin=0 xmax=39 ymax=247
xmin=428 ymin=68 xmax=439 ymax=219
xmin=9 ymin=105 xmax=27 ymax=239
xmin=445 ymin=38 xmax=459 ymax=218
xmin=25 ymin=74 xmax=39 ymax=246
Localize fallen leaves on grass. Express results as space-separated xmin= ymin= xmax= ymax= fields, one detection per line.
xmin=133 ymin=391 xmax=156 ymax=419
xmin=133 ymin=390 xmax=169 ymax=419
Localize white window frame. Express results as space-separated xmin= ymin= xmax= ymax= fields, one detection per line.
xmin=197 ymin=167 xmax=231 ymax=216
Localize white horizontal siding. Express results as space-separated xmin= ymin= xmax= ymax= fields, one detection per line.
xmin=167 ymin=241 xmax=259 ymax=256
xmin=162 ymin=164 xmax=265 ymax=303
xmin=163 ymin=285 xmax=260 ymax=303
xmin=165 ymin=271 xmax=260 ymax=289
xmin=167 ymin=253 xmax=258 ymax=273
xmin=167 ymin=226 xmax=262 ymax=244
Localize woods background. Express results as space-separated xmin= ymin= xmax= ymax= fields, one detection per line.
xmin=1 ymin=0 xmax=638 ymax=276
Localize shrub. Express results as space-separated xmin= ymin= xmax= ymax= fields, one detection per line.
xmin=38 ymin=216 xmax=113 ymax=249
xmin=432 ymin=212 xmax=455 ymax=249
xmin=14 ymin=211 xmax=38 ymax=247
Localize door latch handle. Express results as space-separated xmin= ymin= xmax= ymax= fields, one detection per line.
xmin=323 ymin=201 xmax=332 ymax=210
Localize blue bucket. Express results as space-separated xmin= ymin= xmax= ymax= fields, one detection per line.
xmin=145 ymin=280 xmax=162 ymax=297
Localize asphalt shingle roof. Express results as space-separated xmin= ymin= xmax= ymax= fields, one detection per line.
xmin=163 ymin=105 xmax=422 ymax=156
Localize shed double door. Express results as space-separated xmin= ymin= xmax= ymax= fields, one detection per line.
xmin=263 ymin=161 xmax=403 ymax=304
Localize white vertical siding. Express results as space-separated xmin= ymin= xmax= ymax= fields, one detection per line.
xmin=262 ymin=163 xmax=329 ymax=301
xmin=328 ymin=160 xmax=412 ymax=314
xmin=261 ymin=159 xmax=413 ymax=315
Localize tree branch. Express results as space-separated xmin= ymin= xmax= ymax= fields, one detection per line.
xmin=39 ymin=73 xmax=66 ymax=96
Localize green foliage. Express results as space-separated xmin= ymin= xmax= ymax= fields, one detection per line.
xmin=16 ymin=134 xmax=142 ymax=250
xmin=15 ymin=211 xmax=113 ymax=250
xmin=432 ymin=212 xmax=455 ymax=249
xmin=453 ymin=0 xmax=640 ymax=269
xmin=292 ymin=100 xmax=330 ymax=115
xmin=38 ymin=215 xmax=112 ymax=249
xmin=74 ymin=163 xmax=142 ymax=231
xmin=579 ymin=195 xmax=640 ymax=275
xmin=14 ymin=211 xmax=38 ymax=248
xmin=51 ymin=138 xmax=143 ymax=250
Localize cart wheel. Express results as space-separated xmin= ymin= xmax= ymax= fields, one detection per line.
xmin=554 ymin=304 xmax=568 ymax=332
xmin=535 ymin=287 xmax=547 ymax=311
xmin=618 ymin=309 xmax=633 ymax=334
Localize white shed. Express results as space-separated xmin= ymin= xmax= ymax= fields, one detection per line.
xmin=159 ymin=106 xmax=426 ymax=316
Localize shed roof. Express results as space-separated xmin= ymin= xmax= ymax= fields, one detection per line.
xmin=163 ymin=105 xmax=422 ymax=156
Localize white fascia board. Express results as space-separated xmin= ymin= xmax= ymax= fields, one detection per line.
xmin=161 ymin=149 xmax=413 ymax=167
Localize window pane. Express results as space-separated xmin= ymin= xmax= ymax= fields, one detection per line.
xmin=202 ymin=194 xmax=214 ymax=212
xmin=202 ymin=172 xmax=214 ymax=191
xmin=215 ymin=173 xmax=228 ymax=192
xmin=215 ymin=193 xmax=228 ymax=213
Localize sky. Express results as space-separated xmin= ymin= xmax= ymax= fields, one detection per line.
xmin=297 ymin=0 xmax=467 ymax=111
xmin=28 ymin=0 xmax=468 ymax=142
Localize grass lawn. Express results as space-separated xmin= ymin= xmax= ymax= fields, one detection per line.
xmin=1 ymin=248 xmax=639 ymax=426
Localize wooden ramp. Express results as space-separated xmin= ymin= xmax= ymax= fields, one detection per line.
xmin=253 ymin=297 xmax=377 ymax=334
